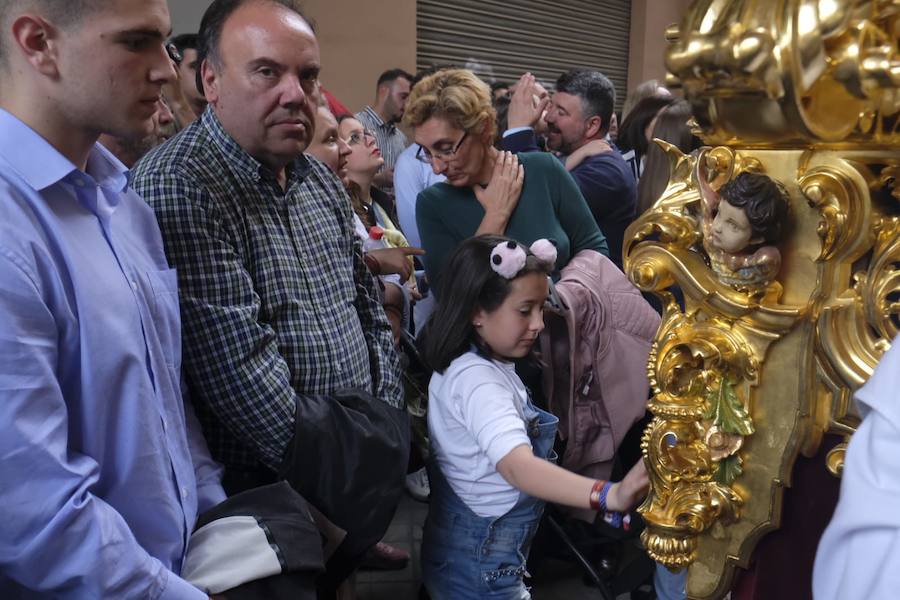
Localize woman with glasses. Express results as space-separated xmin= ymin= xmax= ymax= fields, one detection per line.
xmin=337 ymin=116 xmax=401 ymax=237
xmin=403 ymin=68 xmax=609 ymax=297
xmin=337 ymin=115 xmax=420 ymax=289
xmin=335 ymin=115 xmax=422 ymax=333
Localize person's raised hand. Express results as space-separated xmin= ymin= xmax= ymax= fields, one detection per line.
xmin=507 ymin=72 xmax=550 ymax=130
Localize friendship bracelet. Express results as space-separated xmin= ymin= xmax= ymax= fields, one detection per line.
xmin=598 ymin=481 xmax=624 ymax=528
xmin=589 ymin=479 xmax=606 ymax=511
xmin=598 ymin=480 xmax=613 ymax=512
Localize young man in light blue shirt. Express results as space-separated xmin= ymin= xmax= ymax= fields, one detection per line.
xmin=0 ymin=1 xmax=225 ymax=597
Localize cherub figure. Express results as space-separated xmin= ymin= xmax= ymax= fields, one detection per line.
xmin=696 ymin=168 xmax=790 ymax=290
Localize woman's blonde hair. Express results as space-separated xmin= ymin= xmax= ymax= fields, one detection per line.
xmin=403 ymin=69 xmax=496 ymax=139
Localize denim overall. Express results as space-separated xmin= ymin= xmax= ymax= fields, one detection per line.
xmin=422 ymin=386 xmax=559 ymax=599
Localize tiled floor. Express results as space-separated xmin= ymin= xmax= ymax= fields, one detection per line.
xmin=355 ymin=495 xmax=652 ymax=600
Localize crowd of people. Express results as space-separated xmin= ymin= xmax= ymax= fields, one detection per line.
xmin=12 ymin=0 xmax=890 ymax=599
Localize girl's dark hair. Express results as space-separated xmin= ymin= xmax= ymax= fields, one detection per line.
xmin=418 ymin=235 xmax=552 ymax=373
xmin=617 ymin=95 xmax=677 ymax=157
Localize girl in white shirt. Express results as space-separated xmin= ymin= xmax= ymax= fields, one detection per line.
xmin=417 ymin=235 xmax=648 ymax=599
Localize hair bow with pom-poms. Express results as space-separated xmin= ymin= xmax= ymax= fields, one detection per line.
xmin=490 ymin=240 xmax=527 ymax=279
xmin=489 ymin=238 xmax=558 ymax=279
xmin=529 ymin=238 xmax=558 ymax=267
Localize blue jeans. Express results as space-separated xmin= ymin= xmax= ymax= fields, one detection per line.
xmin=422 ymin=401 xmax=558 ymax=599
xmin=654 ymin=564 xmax=687 ymax=600
xmin=421 ymin=491 xmax=540 ymax=599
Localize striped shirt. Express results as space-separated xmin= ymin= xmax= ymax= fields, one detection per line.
xmin=355 ymin=105 xmax=409 ymax=177
xmin=132 ymin=108 xmax=404 ymax=474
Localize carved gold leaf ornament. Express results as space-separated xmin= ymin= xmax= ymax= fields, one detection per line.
xmin=636 ymin=300 xmax=765 ymax=571
xmin=861 ymin=216 xmax=900 ymax=341
xmin=629 ymin=1 xmax=900 ymax=596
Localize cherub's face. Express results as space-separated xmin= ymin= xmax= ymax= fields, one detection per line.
xmin=710 ymin=199 xmax=754 ymax=254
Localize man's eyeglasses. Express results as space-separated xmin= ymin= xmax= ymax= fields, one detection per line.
xmin=166 ymin=42 xmax=183 ymax=64
xmin=346 ymin=129 xmax=377 ymax=146
xmin=416 ymin=131 xmax=468 ymax=165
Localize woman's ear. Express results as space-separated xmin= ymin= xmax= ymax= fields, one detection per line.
xmin=478 ymin=118 xmax=494 ymax=145
xmin=471 ymin=307 xmax=486 ymax=328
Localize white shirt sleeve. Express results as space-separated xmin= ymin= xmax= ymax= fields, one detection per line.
xmin=451 ymin=364 xmax=531 ymax=468
xmin=813 ymin=339 xmax=900 ymax=600
xmin=502 ymin=126 xmax=534 ymax=138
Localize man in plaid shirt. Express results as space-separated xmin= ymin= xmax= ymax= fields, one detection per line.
xmin=133 ymin=0 xmax=404 ymax=506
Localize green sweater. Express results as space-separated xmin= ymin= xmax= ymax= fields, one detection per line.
xmin=416 ymin=151 xmax=610 ymax=296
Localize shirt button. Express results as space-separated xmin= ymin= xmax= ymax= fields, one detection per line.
xmin=161 ymin=418 xmax=167 ymax=430
xmin=130 ymin=280 xmax=137 ymax=291
xmin=182 ymin=487 xmax=189 ymax=499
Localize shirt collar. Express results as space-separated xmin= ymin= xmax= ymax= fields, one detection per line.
xmin=0 ymin=108 xmax=77 ymax=190
xmin=364 ymin=106 xmax=390 ymax=129
xmin=0 ymin=108 xmax=131 ymax=192
xmin=201 ymin=106 xmax=313 ymax=185
xmin=87 ymin=143 xmax=131 ymax=193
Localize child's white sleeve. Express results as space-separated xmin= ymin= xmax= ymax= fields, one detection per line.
xmin=454 ymin=365 xmax=531 ymax=468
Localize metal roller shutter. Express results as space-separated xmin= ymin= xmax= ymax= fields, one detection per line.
xmin=417 ymin=0 xmax=632 ymax=109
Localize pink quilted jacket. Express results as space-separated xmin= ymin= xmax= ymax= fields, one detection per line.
xmin=540 ymin=250 xmax=660 ymax=483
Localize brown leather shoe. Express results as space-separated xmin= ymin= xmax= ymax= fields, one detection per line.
xmin=359 ymin=541 xmax=410 ymax=571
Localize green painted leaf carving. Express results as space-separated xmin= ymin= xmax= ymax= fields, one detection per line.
xmin=715 ymin=454 xmax=743 ymax=486
xmin=704 ymin=377 xmax=754 ymax=436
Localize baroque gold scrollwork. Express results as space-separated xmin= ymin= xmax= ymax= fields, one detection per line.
xmin=634 ymin=1 xmax=900 ymax=597
xmin=799 ymin=163 xmax=872 ymax=262
xmin=625 ymin=139 xmax=803 ymax=587
xmin=667 ymin=0 xmax=900 ymax=146
xmin=807 ymin=163 xmax=893 ymax=399
xmin=638 ymin=306 xmax=757 ymax=569
xmin=860 ymin=217 xmax=900 ymax=342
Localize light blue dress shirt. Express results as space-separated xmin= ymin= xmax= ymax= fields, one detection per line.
xmin=393 ymin=142 xmax=446 ymax=250
xmin=0 ymin=109 xmax=225 ymax=599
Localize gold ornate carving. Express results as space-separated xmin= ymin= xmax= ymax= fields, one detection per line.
xmin=627 ymin=143 xmax=803 ymax=588
xmin=861 ymin=217 xmax=900 ymax=342
xmin=799 ymin=166 xmax=869 ymax=262
xmin=825 ymin=442 xmax=848 ymax=477
xmin=629 ymin=1 xmax=900 ymax=597
xmin=638 ymin=306 xmax=758 ymax=569
xmin=666 ymin=0 xmax=900 ymax=147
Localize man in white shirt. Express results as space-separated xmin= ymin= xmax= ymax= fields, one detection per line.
xmin=813 ymin=337 xmax=900 ymax=600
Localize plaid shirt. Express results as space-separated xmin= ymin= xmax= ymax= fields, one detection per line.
xmin=132 ymin=109 xmax=404 ymax=474
xmin=355 ymin=106 xmax=409 ymax=175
